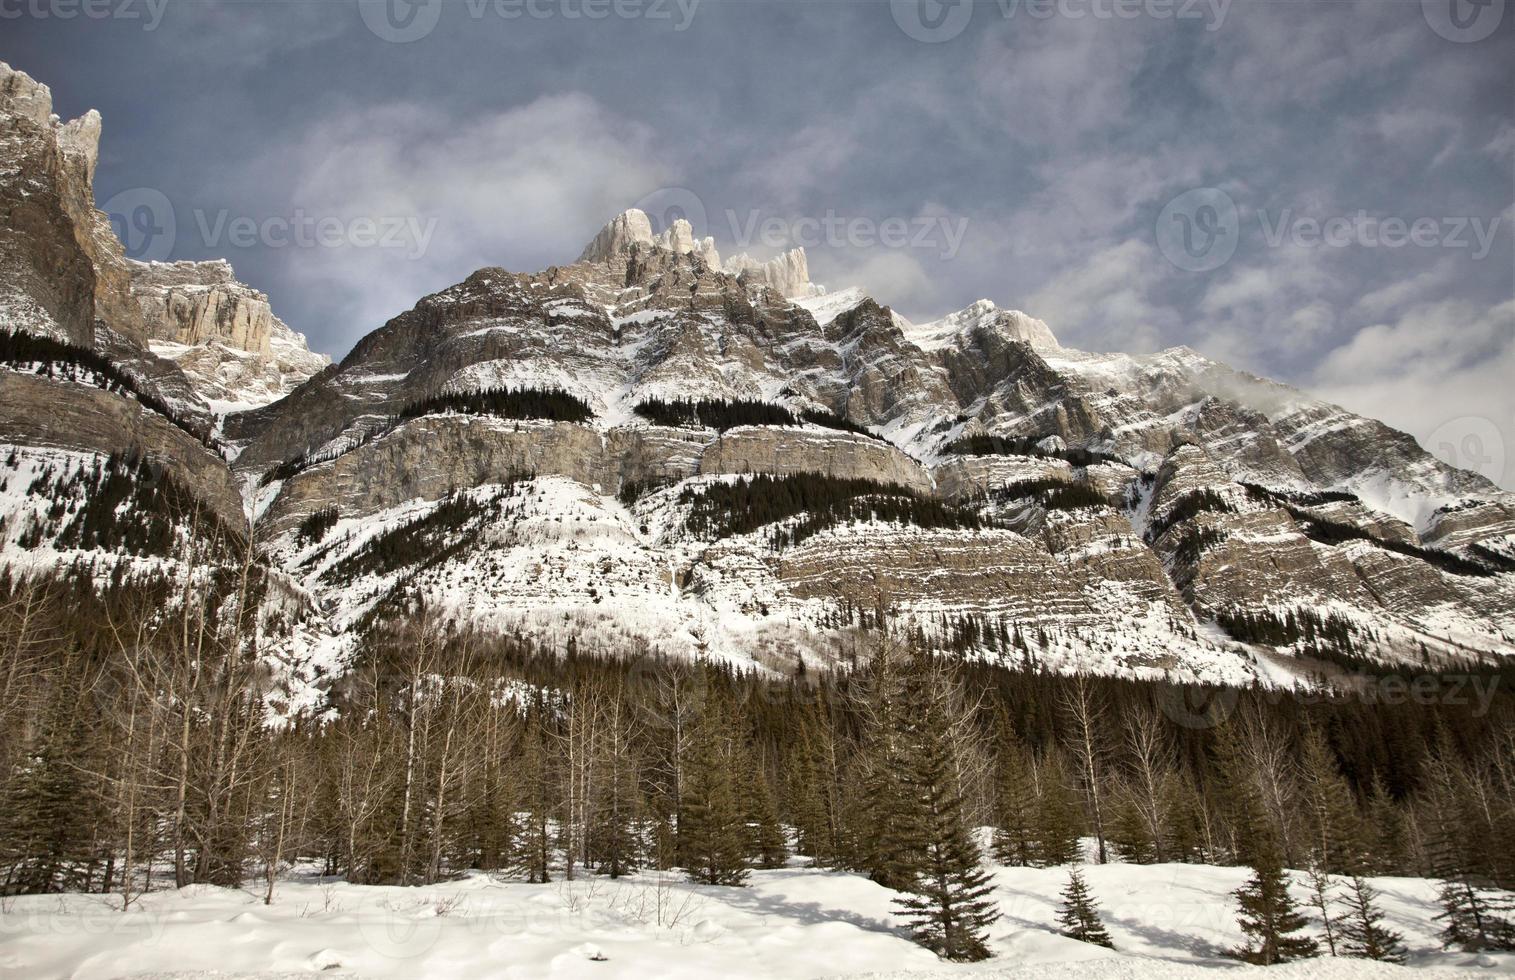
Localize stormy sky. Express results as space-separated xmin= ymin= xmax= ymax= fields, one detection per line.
xmin=5 ymin=0 xmax=1513 ymax=484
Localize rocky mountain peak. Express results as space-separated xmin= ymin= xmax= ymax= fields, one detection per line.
xmin=577 ymin=208 xmax=721 ymax=268
xmin=900 ymin=299 xmax=1060 ymax=352
xmin=0 ymin=61 xmax=329 ymax=413
xmin=0 ymin=61 xmax=53 ymax=128
xmin=723 ymin=247 xmax=820 ymax=299
xmin=128 ymin=259 xmax=330 ymax=409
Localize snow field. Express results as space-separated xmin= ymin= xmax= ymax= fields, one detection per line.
xmin=1 ymin=857 xmax=1507 ymax=979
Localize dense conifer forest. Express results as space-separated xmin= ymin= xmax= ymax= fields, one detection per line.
xmin=633 ymin=397 xmax=884 ymax=440
xmin=678 ymin=473 xmax=983 ymax=546
xmin=1 ymin=566 xmax=1512 ymax=956
xmin=0 ymin=330 xmax=213 ymax=445
xmin=943 ymin=434 xmax=1123 ymax=468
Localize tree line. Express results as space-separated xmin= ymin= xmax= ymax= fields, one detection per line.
xmin=0 ymin=570 xmax=1512 ymax=958
xmin=678 ymin=473 xmax=983 ymax=547
xmin=0 ymin=329 xmax=214 ymax=446
xmin=633 ymin=397 xmax=884 ymax=441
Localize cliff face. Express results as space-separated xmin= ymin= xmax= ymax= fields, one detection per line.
xmin=129 ymin=260 xmax=329 ymax=407
xmin=0 ymin=372 xmax=245 ymax=529
xmin=0 ymin=63 xmax=103 ymax=345
xmin=0 ymin=62 xmax=327 ymax=413
xmin=3 ymin=64 xmax=1514 ymax=699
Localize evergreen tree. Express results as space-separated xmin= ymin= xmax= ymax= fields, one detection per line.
xmin=991 ymin=732 xmax=1039 ymax=867
xmin=784 ymin=720 xmax=832 ymax=864
xmin=1230 ymin=842 xmax=1320 ymax=965
xmin=1422 ymin=742 xmax=1515 ymax=951
xmin=1436 ymin=878 xmax=1515 ymax=952
xmin=1033 ymin=752 xmax=1085 ymax=867
xmin=1107 ymin=792 xmax=1157 ymax=864
xmin=1055 ymin=867 xmax=1114 ymax=948
xmin=679 ymin=691 xmax=749 ymax=886
xmin=1161 ymin=774 xmax=1211 ymax=865
xmin=1298 ymin=726 xmax=1363 ymax=874
xmin=1304 ymin=863 xmax=1339 ymax=956
xmin=1363 ymin=776 xmax=1410 ymax=876
xmin=1338 ymin=875 xmax=1406 ymax=963
xmin=0 ymin=663 xmax=107 ymax=894
xmin=742 ymin=750 xmax=788 ymax=870
xmin=514 ymin=708 xmax=554 ymax=883
xmin=892 ymin=652 xmax=999 ymax=962
xmin=1210 ymin=722 xmax=1273 ymax=867
xmin=853 ymin=640 xmax=921 ymax=891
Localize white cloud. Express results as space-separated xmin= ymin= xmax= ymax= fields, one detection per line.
xmin=228 ymin=93 xmax=670 ymax=352
xmin=1024 ymin=239 xmax=1181 ymax=353
xmin=809 ymin=248 xmax=940 ymax=322
xmin=1311 ymin=298 xmax=1515 ymax=489
xmin=971 ymin=17 xmax=1151 ymax=150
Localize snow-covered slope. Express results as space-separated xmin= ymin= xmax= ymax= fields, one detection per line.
xmin=3 ymin=124 xmax=1514 ymax=702
xmin=1 ymin=855 xmax=1503 ymax=978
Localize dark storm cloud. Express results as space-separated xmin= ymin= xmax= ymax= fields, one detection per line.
xmin=3 ymin=0 xmax=1512 ymax=484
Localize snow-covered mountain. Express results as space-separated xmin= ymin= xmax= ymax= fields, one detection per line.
xmin=0 ymin=62 xmax=328 ymax=417
xmin=2 ymin=61 xmax=1512 ymax=712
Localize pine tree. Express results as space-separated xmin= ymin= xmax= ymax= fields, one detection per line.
xmin=1161 ymin=773 xmax=1211 ymax=864
xmin=1422 ymin=743 xmax=1515 ymax=951
xmin=0 ymin=663 xmax=107 ymax=893
xmin=1338 ymin=875 xmax=1406 ymax=963
xmin=1363 ymin=776 xmax=1410 ymax=876
xmin=1230 ymin=841 xmax=1320 ymax=965
xmin=853 ymin=639 xmax=921 ymax=891
xmin=1211 ymin=722 xmax=1272 ymax=867
xmin=784 ymin=720 xmax=832 ymax=865
xmin=679 ymin=691 xmax=749 ymax=886
xmin=1436 ymin=878 xmax=1515 ymax=952
xmin=892 ymin=650 xmax=999 ymax=962
xmin=1304 ymin=863 xmax=1339 ymax=956
xmin=1055 ymin=866 xmax=1114 ymax=948
xmin=1298 ymin=726 xmax=1362 ymax=874
xmin=1033 ymin=752 xmax=1085 ymax=867
xmin=991 ymin=733 xmax=1039 ymax=867
xmin=1107 ymin=792 xmax=1157 ymax=865
xmin=742 ymin=751 xmax=788 ymax=870
xmin=514 ymin=708 xmax=554 ymax=883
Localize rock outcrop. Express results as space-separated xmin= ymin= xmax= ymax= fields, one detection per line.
xmin=3 ymin=59 xmax=1513 ymax=691
xmin=129 ymin=260 xmax=328 ymax=407
xmin=0 ymin=61 xmax=327 ymax=414
xmin=723 ymin=247 xmax=820 ymax=299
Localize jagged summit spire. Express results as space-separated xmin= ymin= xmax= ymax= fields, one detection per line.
xmin=577 ymin=207 xmax=823 ymax=300
xmin=577 ymin=208 xmax=721 ymax=267
xmin=899 ymin=298 xmax=1060 ymax=351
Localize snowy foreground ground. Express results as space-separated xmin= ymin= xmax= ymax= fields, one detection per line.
xmin=1 ymin=859 xmax=1510 ymax=979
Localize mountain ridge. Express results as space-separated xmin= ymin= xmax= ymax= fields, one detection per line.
xmin=1 ymin=63 xmax=1512 ymax=715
